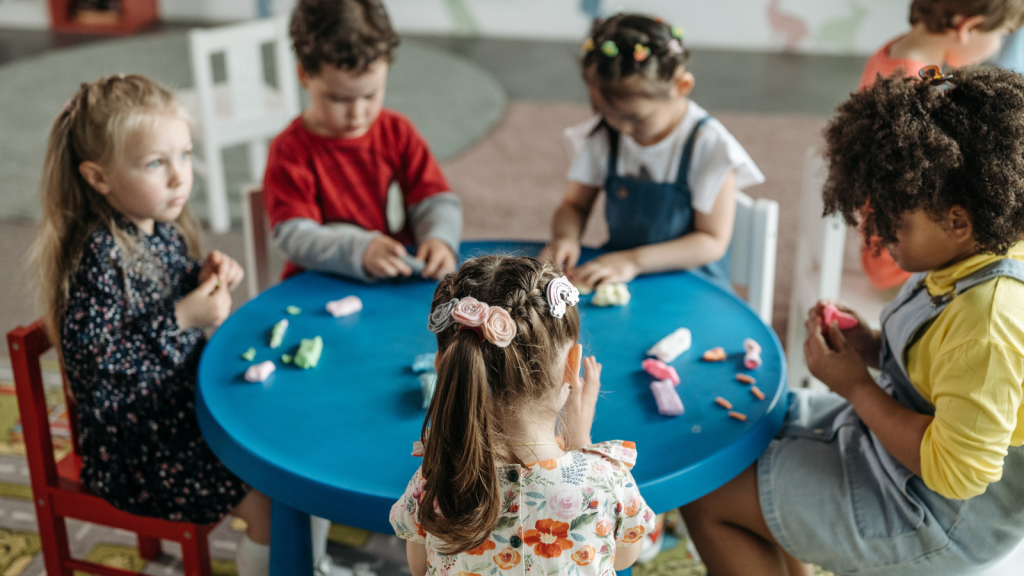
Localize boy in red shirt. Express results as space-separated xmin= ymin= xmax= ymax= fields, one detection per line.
xmin=265 ymin=0 xmax=461 ymax=282
xmin=857 ymin=0 xmax=1023 ymax=291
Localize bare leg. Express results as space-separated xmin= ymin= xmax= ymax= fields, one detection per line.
xmin=231 ymin=489 xmax=272 ymax=545
xmin=681 ymin=465 xmax=812 ymax=576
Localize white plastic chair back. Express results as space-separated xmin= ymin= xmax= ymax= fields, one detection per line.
xmin=189 ymin=17 xmax=300 ymax=233
xmin=730 ymin=190 xmax=780 ymax=325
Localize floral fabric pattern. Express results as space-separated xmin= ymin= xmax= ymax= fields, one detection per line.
xmin=61 ymin=218 xmax=248 ymax=523
xmin=390 ymin=440 xmax=655 ymax=576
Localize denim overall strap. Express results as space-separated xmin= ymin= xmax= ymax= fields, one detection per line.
xmin=601 ymin=117 xmax=732 ymax=291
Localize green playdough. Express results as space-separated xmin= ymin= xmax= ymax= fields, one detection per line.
xmin=269 ymin=319 xmax=288 ymax=349
xmin=241 ymin=347 xmax=256 ymax=361
xmin=281 ymin=354 xmax=293 ymax=364
xmin=286 ymin=305 xmax=301 ymax=315
xmin=294 ymin=336 xmax=323 ymax=369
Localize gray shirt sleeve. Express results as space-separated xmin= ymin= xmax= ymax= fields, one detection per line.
xmin=408 ymin=192 xmax=462 ymax=255
xmin=271 ymin=218 xmax=378 ymax=283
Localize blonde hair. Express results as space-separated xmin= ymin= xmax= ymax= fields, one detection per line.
xmin=419 ymin=256 xmax=581 ymax=554
xmin=33 ymin=74 xmax=203 ymax=348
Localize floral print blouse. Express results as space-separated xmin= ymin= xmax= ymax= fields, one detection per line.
xmin=390 ymin=440 xmax=656 ymax=576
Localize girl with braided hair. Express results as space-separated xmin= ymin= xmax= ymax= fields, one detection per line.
xmin=390 ymin=255 xmax=655 ymax=576
xmin=683 ymin=66 xmax=1024 ymax=575
xmin=543 ymin=14 xmax=764 ymax=292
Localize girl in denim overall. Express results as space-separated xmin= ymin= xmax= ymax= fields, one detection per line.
xmin=683 ymin=66 xmax=1024 ymax=576
xmin=543 ymin=14 xmax=764 ymax=292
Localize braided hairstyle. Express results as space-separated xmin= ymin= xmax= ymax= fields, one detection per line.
xmin=823 ymin=65 xmax=1024 ymax=255
xmin=583 ymin=13 xmax=690 ymax=101
xmin=418 ymin=256 xmax=581 ymax=554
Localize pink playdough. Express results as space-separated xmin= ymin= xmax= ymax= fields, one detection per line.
xmin=651 ymin=379 xmax=684 ymax=416
xmin=822 ymin=304 xmax=859 ymax=330
xmin=327 ymin=295 xmax=363 ymax=318
xmin=642 ymin=358 xmax=680 ymax=385
xmin=743 ymin=338 xmax=762 ymax=369
xmin=244 ymin=360 xmax=275 ymax=383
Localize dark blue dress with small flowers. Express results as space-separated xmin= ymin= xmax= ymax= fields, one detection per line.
xmin=61 ymin=217 xmax=248 ymax=523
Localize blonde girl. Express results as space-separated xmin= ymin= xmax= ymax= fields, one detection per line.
xmin=542 ymin=14 xmax=765 ymax=292
xmin=34 ymin=74 xmax=271 ymax=575
xmin=390 ymin=255 xmax=655 ymax=576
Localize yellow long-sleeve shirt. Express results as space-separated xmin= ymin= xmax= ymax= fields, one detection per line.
xmin=908 ymin=242 xmax=1024 ymax=500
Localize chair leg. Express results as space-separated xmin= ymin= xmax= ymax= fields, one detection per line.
xmin=137 ymin=534 xmax=162 ymax=560
xmin=180 ymin=529 xmax=213 ymax=576
xmin=36 ymin=508 xmax=74 ymax=576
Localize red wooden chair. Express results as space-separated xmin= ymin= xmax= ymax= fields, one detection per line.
xmin=7 ymin=319 xmax=216 ymax=576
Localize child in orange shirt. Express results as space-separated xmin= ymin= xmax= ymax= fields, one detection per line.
xmin=858 ymin=0 xmax=1023 ymax=290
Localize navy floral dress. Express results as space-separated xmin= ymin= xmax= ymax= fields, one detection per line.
xmin=61 ymin=217 xmax=248 ymax=523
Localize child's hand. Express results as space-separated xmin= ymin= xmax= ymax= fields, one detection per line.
xmin=540 ymin=239 xmax=582 ymax=273
xmin=199 ymin=250 xmax=245 ymax=291
xmin=807 ymin=300 xmax=881 ymax=368
xmin=574 ymin=251 xmax=640 ymax=288
xmin=175 ymin=274 xmax=232 ymax=331
xmin=415 ymin=238 xmax=457 ymax=279
xmin=363 ymin=236 xmax=413 ymax=279
xmin=564 ymin=353 xmax=602 ymax=446
xmin=804 ymin=316 xmax=875 ymax=400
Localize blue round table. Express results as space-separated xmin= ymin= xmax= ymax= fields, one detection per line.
xmin=196 ymin=241 xmax=787 ymax=575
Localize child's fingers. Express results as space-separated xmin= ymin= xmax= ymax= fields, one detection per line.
xmin=828 ymin=321 xmax=850 ymax=351
xmin=389 ymin=255 xmax=413 ymax=277
xmin=199 ymin=273 xmax=221 ymax=295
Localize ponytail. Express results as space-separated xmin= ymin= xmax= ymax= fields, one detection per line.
xmin=419 ymin=330 xmax=501 ymax=554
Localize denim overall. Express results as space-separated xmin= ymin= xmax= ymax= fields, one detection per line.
xmin=760 ymin=259 xmax=1024 ymax=575
xmin=602 ymin=117 xmax=732 ymax=291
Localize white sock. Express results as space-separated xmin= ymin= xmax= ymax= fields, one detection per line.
xmin=236 ymin=533 xmax=270 ymax=576
xmin=311 ymin=515 xmax=331 ymax=562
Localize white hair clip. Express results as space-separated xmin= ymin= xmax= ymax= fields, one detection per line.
xmin=546 ymin=276 xmax=580 ymax=319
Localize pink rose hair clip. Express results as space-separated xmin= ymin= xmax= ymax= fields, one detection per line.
xmin=427 ymin=296 xmax=517 ymax=348
xmin=546 ymin=275 xmax=580 ymax=319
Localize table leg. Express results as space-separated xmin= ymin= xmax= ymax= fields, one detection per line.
xmin=271 ymin=499 xmax=313 ymax=576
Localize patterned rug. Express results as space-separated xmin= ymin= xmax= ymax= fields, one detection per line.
xmin=0 ymin=356 xmax=832 ymax=576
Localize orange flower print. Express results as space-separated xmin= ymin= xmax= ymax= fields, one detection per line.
xmin=625 ymin=497 xmax=641 ymax=517
xmin=622 ymin=441 xmax=636 ymax=450
xmin=523 ymin=518 xmax=574 ymax=558
xmin=466 ymin=538 xmax=496 ymax=556
xmin=535 ymin=459 xmax=558 ymax=470
xmin=621 ymin=525 xmax=645 ymax=544
xmin=417 ymin=523 xmax=426 ymax=538
xmin=571 ymin=545 xmax=596 ymax=566
xmin=595 ymin=520 xmax=612 ymax=537
xmin=452 ymin=572 xmax=481 ymax=576
xmin=494 ymin=548 xmax=521 ymax=570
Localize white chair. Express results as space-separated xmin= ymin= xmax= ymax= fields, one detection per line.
xmin=787 ymin=147 xmax=889 ymax=390
xmin=188 ymin=17 xmax=301 ymax=233
xmin=731 ymin=190 xmax=780 ymax=326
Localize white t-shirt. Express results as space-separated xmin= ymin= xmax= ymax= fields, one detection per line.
xmin=564 ymin=101 xmax=765 ymax=214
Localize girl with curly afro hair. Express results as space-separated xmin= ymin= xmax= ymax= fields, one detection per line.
xmin=682 ymin=66 xmax=1024 ymax=576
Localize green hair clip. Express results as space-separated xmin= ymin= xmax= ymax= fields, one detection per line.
xmin=601 ymin=40 xmax=619 ymax=58
xmin=671 ymin=26 xmax=685 ymax=39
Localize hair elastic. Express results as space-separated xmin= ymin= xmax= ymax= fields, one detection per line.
xmin=601 ymin=40 xmax=619 ymax=58
xmin=633 ymin=43 xmax=651 ymax=62
xmin=919 ymin=65 xmax=954 ymax=91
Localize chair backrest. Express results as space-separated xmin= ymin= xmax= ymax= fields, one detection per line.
xmin=8 ymin=320 xmax=63 ymax=491
xmin=797 ymin=147 xmax=847 ymax=301
xmin=242 ymin=185 xmax=272 ymax=299
xmin=188 ymin=17 xmax=300 ymax=151
xmin=189 ymin=17 xmax=300 ymax=233
xmin=730 ymin=191 xmax=779 ymax=325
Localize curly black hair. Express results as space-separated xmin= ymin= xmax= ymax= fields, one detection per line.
xmin=822 ymin=65 xmax=1024 ymax=255
xmin=289 ymin=0 xmax=399 ymax=74
xmin=583 ymin=14 xmax=690 ymax=100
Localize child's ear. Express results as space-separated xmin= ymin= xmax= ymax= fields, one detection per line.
xmin=297 ymin=62 xmax=312 ymax=88
xmin=671 ymin=69 xmax=695 ymax=99
xmin=563 ymin=344 xmax=583 ymax=388
xmin=947 ymin=205 xmax=974 ymax=243
xmin=78 ymin=161 xmax=110 ymax=195
xmin=953 ymin=14 xmax=988 ymax=43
